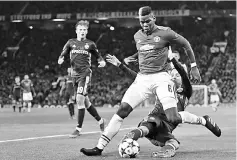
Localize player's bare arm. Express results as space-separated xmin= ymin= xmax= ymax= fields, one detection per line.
xmin=106 ymin=54 xmax=137 ymax=80
xmin=165 ymin=29 xmax=201 ymax=83
xmin=58 ymin=40 xmax=71 ymax=64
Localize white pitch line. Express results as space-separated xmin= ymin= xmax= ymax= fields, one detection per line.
xmin=0 ymin=127 xmax=135 ymax=144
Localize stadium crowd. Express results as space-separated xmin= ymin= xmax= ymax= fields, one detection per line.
xmin=0 ymin=3 xmax=235 ymax=107
xmin=0 ymin=1 xmax=235 ymax=14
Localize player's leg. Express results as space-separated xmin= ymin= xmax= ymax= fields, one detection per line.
xmin=12 ymin=99 xmax=16 ymax=112
xmin=27 ymin=101 xmax=32 ymax=112
xmin=157 ymin=81 xmax=221 ymax=136
xmin=121 ymin=115 xmax=159 ymax=142
xmin=70 ymin=96 xmax=75 ymax=117
xmin=69 ymin=78 xmax=87 ymax=138
xmin=22 ymin=101 xmax=27 ymax=112
xmin=18 ymin=101 xmax=22 ymax=113
xmin=152 ymin=138 xmax=179 ymax=158
xmin=155 ymin=81 xmax=182 ymax=125
xmin=65 ymin=91 xmax=73 ymax=119
xmin=211 ymin=95 xmax=220 ymax=112
xmin=85 ymin=96 xmax=105 ymax=131
xmin=80 ymin=80 xmax=149 ymax=156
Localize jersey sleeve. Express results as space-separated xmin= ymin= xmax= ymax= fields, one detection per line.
xmin=130 ymin=52 xmax=138 ymax=59
xmin=118 ymin=63 xmax=137 ymax=81
xmin=89 ymin=42 xmax=104 ymax=62
xmin=59 ymin=40 xmax=71 ymax=58
xmin=164 ymin=29 xmax=196 ymax=64
xmin=171 ymin=58 xmax=192 ymax=99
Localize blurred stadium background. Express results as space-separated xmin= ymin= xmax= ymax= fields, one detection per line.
xmin=0 ymin=1 xmax=235 ymax=108
xmin=0 ymin=1 xmax=236 ymax=160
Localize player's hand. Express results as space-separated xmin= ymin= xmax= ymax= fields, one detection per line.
xmin=168 ymin=52 xmax=175 ymax=60
xmin=98 ymin=60 xmax=106 ymax=68
xmin=190 ymin=66 xmax=201 ymax=84
xmin=124 ymin=56 xmax=137 ymax=65
xmin=106 ymin=54 xmax=121 ymax=67
xmin=58 ymin=56 xmax=64 ymax=65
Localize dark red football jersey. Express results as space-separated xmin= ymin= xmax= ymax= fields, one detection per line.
xmin=60 ymin=38 xmax=103 ymax=77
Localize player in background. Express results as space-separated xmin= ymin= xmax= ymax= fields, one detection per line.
xmin=58 ymin=20 xmax=106 ymax=138
xmin=104 ymin=54 xmax=221 ymax=158
xmin=80 ymin=6 xmax=203 ymax=156
xmin=10 ymin=76 xmax=22 ymax=112
xmin=60 ymin=68 xmax=75 ymax=119
xmin=21 ymin=75 xmax=36 ymax=112
xmin=208 ymin=79 xmax=222 ymax=111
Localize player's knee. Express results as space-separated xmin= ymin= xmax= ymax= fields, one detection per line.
xmin=28 ymin=102 xmax=32 ymax=107
xmin=139 ymin=121 xmax=154 ymax=136
xmin=165 ymin=107 xmax=182 ymax=125
xmin=84 ymin=96 xmax=91 ymax=108
xmin=23 ymin=102 xmax=27 ymax=107
xmin=76 ymin=94 xmax=85 ymax=106
xmin=116 ymin=102 xmax=133 ymax=119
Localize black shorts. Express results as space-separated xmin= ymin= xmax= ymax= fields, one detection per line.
xmin=13 ymin=94 xmax=21 ymax=102
xmin=72 ymin=72 xmax=91 ymax=96
xmin=138 ymin=113 xmax=179 ymax=147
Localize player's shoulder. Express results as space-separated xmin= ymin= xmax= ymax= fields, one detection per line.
xmin=134 ymin=29 xmax=143 ymax=38
xmin=67 ymin=38 xmax=76 ymax=43
xmin=85 ymin=39 xmax=96 ymax=45
xmin=157 ymin=25 xmax=171 ymax=31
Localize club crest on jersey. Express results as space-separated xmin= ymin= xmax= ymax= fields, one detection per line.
xmin=84 ymin=43 xmax=89 ymax=49
xmin=72 ymin=45 xmax=76 ymax=48
xmin=154 ymin=36 xmax=160 ymax=42
xmin=137 ymin=39 xmax=141 ymax=44
xmin=140 ymin=44 xmax=154 ymax=51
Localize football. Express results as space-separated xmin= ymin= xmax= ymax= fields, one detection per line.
xmin=118 ymin=138 xmax=140 ymax=158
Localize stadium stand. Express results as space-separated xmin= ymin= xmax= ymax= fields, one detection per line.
xmin=0 ymin=2 xmax=235 ymax=107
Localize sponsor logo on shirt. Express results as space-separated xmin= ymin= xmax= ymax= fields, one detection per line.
xmin=153 ymin=36 xmax=160 ymax=42
xmin=71 ymin=49 xmax=89 ymax=55
xmin=84 ymin=43 xmax=89 ymax=49
xmin=139 ymin=44 xmax=155 ymax=51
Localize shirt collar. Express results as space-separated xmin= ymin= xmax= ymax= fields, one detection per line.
xmin=142 ymin=25 xmax=158 ymax=35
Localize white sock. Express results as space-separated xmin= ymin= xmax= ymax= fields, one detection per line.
xmin=76 ymin=127 xmax=82 ymax=132
xmin=179 ymin=111 xmax=206 ymax=125
xmin=97 ymin=114 xmax=123 ymax=150
xmin=98 ymin=118 xmax=104 ymax=125
xmin=28 ymin=103 xmax=32 ymax=112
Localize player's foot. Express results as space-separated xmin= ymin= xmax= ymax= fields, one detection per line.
xmin=203 ymin=115 xmax=221 ymax=137
xmin=80 ymin=147 xmax=102 ymax=156
xmin=99 ymin=118 xmax=106 ymax=132
xmin=151 ymin=145 xmax=176 ymax=158
xmin=69 ymin=129 xmax=80 ymax=138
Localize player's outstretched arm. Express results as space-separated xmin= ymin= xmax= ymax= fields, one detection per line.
xmin=165 ymin=29 xmax=201 ymax=83
xmin=171 ymin=58 xmax=192 ymax=99
xmin=58 ymin=40 xmax=71 ymax=64
xmin=106 ymin=54 xmax=137 ymax=80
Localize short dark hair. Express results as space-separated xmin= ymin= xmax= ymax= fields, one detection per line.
xmin=75 ymin=20 xmax=89 ymax=29
xmin=139 ymin=6 xmax=152 ymax=16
